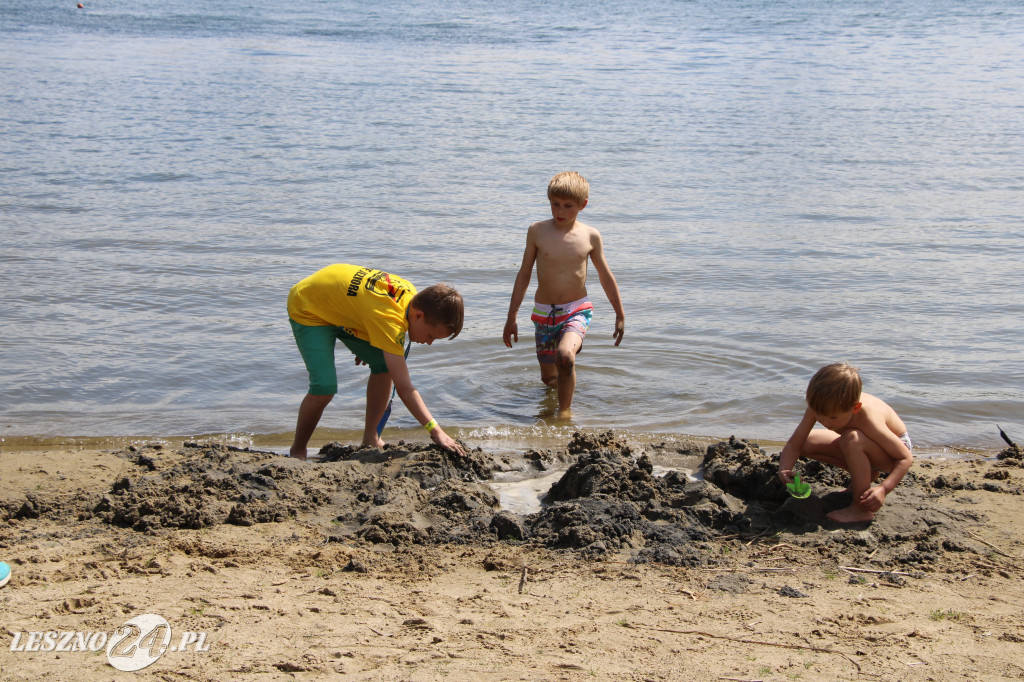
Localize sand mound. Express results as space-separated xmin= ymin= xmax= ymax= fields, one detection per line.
xmin=5 ymin=432 xmax=1021 ymax=576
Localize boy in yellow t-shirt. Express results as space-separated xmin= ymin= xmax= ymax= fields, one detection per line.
xmin=287 ymin=264 xmax=465 ymax=459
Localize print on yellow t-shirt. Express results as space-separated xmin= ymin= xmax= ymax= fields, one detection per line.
xmin=287 ymin=264 xmax=416 ymax=356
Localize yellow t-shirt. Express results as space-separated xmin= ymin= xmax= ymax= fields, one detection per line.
xmin=287 ymin=264 xmax=416 ymax=356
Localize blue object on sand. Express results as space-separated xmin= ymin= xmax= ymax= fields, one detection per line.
xmin=376 ymin=398 xmax=393 ymax=437
xmin=0 ymin=561 xmax=11 ymax=588
xmin=375 ymin=338 xmax=411 ymax=437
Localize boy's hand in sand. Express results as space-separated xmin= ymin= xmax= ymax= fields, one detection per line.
xmin=502 ymin=319 xmax=518 ymax=348
xmin=859 ymin=486 xmax=887 ymax=513
xmin=778 ymin=468 xmax=796 ymax=485
xmin=430 ymin=427 xmax=466 ymax=456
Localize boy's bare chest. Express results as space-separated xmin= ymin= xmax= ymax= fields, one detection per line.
xmin=535 ymin=229 xmax=592 ymax=264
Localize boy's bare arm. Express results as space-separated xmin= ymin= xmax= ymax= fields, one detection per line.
xmin=861 ymin=415 xmax=913 ymax=493
xmin=850 ymin=406 xmax=913 ymax=511
xmin=778 ymin=407 xmax=817 ymax=482
xmin=503 ymin=228 xmax=538 ymax=348
xmin=589 ymin=230 xmax=625 ymax=345
xmin=383 ymin=352 xmax=465 ymax=456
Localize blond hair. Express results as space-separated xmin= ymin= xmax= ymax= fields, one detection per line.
xmin=805 ymin=362 xmax=862 ymax=415
xmin=547 ymin=171 xmax=589 ymax=205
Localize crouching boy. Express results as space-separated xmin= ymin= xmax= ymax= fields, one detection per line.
xmin=778 ymin=362 xmax=913 ymax=523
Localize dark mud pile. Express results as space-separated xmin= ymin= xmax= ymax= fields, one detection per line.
xmin=4 ymin=433 xmax=1022 ymax=573
xmin=526 ymin=433 xmax=1024 ymax=569
xmin=997 ymin=439 xmax=1024 ymax=467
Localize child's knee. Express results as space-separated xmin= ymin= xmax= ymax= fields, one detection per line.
xmin=838 ymin=429 xmax=865 ymax=452
xmin=555 ymin=348 xmax=575 ymax=373
xmin=308 ymin=393 xmax=335 ymax=407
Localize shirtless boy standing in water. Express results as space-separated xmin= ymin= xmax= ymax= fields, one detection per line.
xmin=502 ymin=171 xmax=625 ymax=417
xmin=778 ymin=362 xmax=914 ymax=523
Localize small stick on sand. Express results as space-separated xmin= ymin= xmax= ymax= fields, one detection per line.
xmin=966 ymin=530 xmax=1018 ymax=560
xmin=997 ymin=425 xmax=1018 ymax=449
xmin=840 ymin=566 xmax=911 ymax=577
xmin=518 ymin=565 xmax=528 ymax=594
xmin=744 ymin=529 xmax=774 ymax=546
xmin=704 ymin=567 xmax=797 ymax=573
xmin=642 ymin=626 xmax=861 ymax=672
xmin=664 ymin=588 xmax=700 ymax=601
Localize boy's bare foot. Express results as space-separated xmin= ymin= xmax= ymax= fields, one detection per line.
xmin=827 ymin=505 xmax=875 ymax=523
xmin=362 ymin=436 xmax=385 ymax=448
xmin=555 ymin=407 xmax=573 ymax=420
xmin=289 ymin=448 xmax=307 ymax=460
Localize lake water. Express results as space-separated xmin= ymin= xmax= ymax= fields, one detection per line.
xmin=2 ymin=0 xmax=1022 ymax=455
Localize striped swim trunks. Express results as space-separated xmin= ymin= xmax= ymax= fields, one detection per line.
xmin=531 ymin=296 xmax=594 ymax=364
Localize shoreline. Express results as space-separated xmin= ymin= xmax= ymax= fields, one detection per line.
xmin=0 ymin=426 xmax=1002 ymax=460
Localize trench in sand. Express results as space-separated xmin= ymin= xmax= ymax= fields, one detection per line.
xmin=264 ymin=442 xmax=704 ymax=516
xmin=489 ymin=465 xmax=701 ymax=514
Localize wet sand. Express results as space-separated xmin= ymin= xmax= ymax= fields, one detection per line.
xmin=2 ymin=432 xmax=1023 ymax=680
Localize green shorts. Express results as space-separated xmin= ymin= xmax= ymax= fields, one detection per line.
xmin=290 ymin=319 xmax=388 ymax=395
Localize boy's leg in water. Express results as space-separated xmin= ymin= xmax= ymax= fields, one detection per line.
xmin=554 ymin=331 xmax=584 ymax=417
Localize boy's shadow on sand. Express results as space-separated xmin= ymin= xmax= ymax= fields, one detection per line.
xmin=770 ymin=490 xmax=873 ymax=531
xmin=764 ymin=483 xmax=988 ymax=568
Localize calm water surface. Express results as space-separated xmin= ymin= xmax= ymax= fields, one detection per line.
xmin=2 ymin=0 xmax=1022 ymax=454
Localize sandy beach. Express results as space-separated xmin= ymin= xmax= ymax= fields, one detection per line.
xmin=2 ymin=431 xmax=1023 ymax=681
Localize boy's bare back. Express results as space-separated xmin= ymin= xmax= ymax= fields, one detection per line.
xmin=837 ymin=392 xmax=909 ymax=456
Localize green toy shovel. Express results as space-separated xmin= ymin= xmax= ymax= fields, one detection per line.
xmin=786 ymin=473 xmax=811 ymax=499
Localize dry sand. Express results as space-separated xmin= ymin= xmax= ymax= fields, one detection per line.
xmin=1 ymin=432 xmax=1023 ymax=681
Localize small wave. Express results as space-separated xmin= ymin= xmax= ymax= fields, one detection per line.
xmin=127 ymin=172 xmax=195 ymax=183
